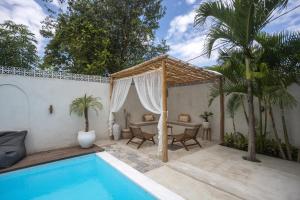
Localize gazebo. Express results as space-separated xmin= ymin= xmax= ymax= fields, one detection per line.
xmin=109 ymin=54 xmax=224 ymax=162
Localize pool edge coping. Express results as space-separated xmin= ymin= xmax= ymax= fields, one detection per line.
xmin=96 ymin=152 xmax=185 ymax=200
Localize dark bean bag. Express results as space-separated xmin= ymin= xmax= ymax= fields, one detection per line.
xmin=0 ymin=130 xmax=27 ymax=168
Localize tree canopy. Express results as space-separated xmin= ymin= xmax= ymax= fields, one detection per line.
xmin=0 ymin=20 xmax=38 ymax=69
xmin=41 ymin=0 xmax=169 ymax=75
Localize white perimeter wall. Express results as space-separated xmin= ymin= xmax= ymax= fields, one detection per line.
xmin=0 ymin=74 xmax=110 ymax=153
xmin=1 ymin=74 xmax=299 ymax=153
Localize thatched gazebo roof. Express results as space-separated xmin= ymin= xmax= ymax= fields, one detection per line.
xmin=111 ymin=54 xmax=221 ymax=85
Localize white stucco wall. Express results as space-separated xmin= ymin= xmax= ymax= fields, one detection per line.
xmin=1 ymin=73 xmax=299 ymax=153
xmin=167 ymin=83 xmax=219 ymax=140
xmin=0 ymin=74 xmax=110 ymax=153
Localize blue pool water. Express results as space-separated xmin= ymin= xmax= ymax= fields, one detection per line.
xmin=0 ymin=154 xmax=156 ymax=200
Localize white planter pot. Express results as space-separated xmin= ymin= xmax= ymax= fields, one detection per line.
xmin=78 ymin=130 xmax=95 ymax=148
xmin=112 ymin=123 xmax=121 ymax=141
xmin=202 ymin=122 xmax=210 ymax=129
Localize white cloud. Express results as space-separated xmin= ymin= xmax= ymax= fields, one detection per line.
xmin=0 ymin=0 xmax=47 ymax=55
xmin=50 ymin=0 xmax=61 ymax=7
xmin=167 ymin=10 xmax=196 ymax=39
xmin=185 ymin=0 xmax=197 ymax=5
xmin=169 ymin=35 xmax=218 ymax=66
xmin=166 ymin=10 xmax=217 ymax=67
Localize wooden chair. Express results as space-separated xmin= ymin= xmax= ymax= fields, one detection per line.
xmin=170 ymin=126 xmax=201 ymax=151
xmin=127 ymin=126 xmax=155 ymax=149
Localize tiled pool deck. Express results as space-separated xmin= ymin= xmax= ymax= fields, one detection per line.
xmin=95 ymin=138 xmax=216 ymax=173
xmin=96 ymin=139 xmax=300 ymax=200
xmin=2 ymin=138 xmax=299 ymax=200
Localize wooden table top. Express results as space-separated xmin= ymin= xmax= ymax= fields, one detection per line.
xmin=129 ymin=120 xmax=201 ymax=127
xmin=129 ymin=121 xmax=159 ymax=126
xmin=167 ymin=121 xmax=202 ymax=127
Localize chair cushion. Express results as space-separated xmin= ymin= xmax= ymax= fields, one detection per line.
xmin=143 ymin=114 xmax=155 ymax=122
xmin=178 ymin=114 xmax=191 ymax=123
xmin=0 ymin=130 xmax=27 ymax=168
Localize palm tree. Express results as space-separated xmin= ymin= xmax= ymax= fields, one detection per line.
xmin=194 ymin=0 xmax=288 ymax=161
xmin=256 ymin=31 xmax=300 ymax=160
xmin=70 ymin=94 xmax=103 ymax=132
xmin=210 ymin=31 xmax=300 ymax=160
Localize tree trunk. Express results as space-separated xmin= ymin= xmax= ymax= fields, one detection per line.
xmin=245 ymin=57 xmax=257 ymax=161
xmin=263 ymin=100 xmax=268 ymax=136
xmin=258 ymin=98 xmax=263 ymax=134
xmin=240 ymin=95 xmax=249 ymax=125
xmin=258 ymin=98 xmax=263 ymax=152
xmin=232 ymin=115 xmax=236 ymax=134
xmin=279 ymin=101 xmax=292 ymax=160
xmin=269 ymin=104 xmax=287 ymax=160
xmin=84 ymin=107 xmax=89 ymax=132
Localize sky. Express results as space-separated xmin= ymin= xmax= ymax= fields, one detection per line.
xmin=1 ymin=0 xmax=300 ymax=67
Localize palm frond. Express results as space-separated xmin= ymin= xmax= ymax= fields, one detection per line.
xmin=70 ymin=94 xmax=103 ymax=116
xmin=194 ymin=0 xmax=234 ymax=27
xmin=205 ymin=23 xmax=236 ymax=57
xmin=227 ymin=94 xmax=242 ymax=118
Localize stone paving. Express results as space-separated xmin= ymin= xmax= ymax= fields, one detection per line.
xmin=99 ymin=142 xmax=163 ymax=173
xmin=96 ymin=139 xmax=300 ymax=200
xmin=95 ymin=138 xmax=216 ymax=173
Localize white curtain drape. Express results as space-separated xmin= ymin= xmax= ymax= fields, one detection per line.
xmin=109 ymin=77 xmax=132 ymax=136
xmin=133 ymin=70 xmax=163 ymax=155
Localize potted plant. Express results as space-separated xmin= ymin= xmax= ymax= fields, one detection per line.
xmin=200 ymin=111 xmax=213 ymax=129
xmin=70 ymin=94 xmax=103 ymax=148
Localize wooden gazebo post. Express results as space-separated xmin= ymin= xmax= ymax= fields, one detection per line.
xmin=109 ymin=77 xmax=114 ymax=99
xmin=219 ymin=76 xmax=225 ymax=143
xmin=109 ymin=76 xmax=114 ymax=140
xmin=161 ymin=59 xmax=168 ymax=162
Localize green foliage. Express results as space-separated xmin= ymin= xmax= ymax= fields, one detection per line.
xmin=200 ymin=111 xmax=213 ymax=122
xmin=41 ymin=0 xmax=168 ymax=75
xmin=0 ymin=20 xmax=38 ymax=68
xmin=70 ymin=94 xmax=103 ymax=117
xmin=256 ymin=31 xmax=300 ymax=84
xmin=223 ymin=132 xmax=299 ymax=162
xmin=70 ymin=94 xmax=103 ymax=131
xmin=224 ymin=132 xmax=248 ymax=150
xmin=208 ymin=51 xmax=248 ymax=107
xmin=226 ymin=94 xmax=242 ymax=119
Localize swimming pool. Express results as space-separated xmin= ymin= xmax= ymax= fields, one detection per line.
xmin=0 ymin=154 xmax=156 ymax=200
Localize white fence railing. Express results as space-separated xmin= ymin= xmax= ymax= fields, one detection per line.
xmin=0 ymin=66 xmax=109 ymax=83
